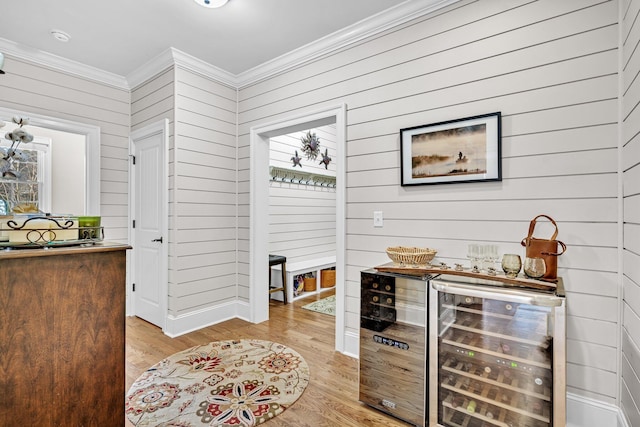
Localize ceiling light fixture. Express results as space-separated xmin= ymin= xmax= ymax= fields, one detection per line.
xmin=50 ymin=29 xmax=71 ymax=43
xmin=193 ymin=0 xmax=229 ymax=8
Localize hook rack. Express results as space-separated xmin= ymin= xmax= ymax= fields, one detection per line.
xmin=269 ymin=166 xmax=336 ymax=188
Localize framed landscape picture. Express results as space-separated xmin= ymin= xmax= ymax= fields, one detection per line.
xmin=400 ymin=112 xmax=502 ymax=186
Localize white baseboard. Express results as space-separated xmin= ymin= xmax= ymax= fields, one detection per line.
xmin=163 ymin=301 xmax=239 ymax=337
xmin=567 ymin=393 xmax=629 ymax=427
xmin=342 ymin=330 xmax=359 ymax=358
xmin=235 ymin=300 xmax=251 ymax=323
xmin=618 ymin=410 xmax=632 ymax=427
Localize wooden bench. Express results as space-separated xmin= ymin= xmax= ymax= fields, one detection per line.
xmin=271 ymin=255 xmax=336 ymax=302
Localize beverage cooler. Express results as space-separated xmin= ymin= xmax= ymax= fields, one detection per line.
xmin=359 ymin=270 xmax=430 ymax=426
xmin=428 ymin=275 xmax=566 ymax=427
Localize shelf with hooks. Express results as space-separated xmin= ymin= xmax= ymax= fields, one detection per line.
xmin=269 ymin=166 xmax=336 ymax=188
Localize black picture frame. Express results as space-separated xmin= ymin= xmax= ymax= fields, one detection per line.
xmin=400 ymin=112 xmax=502 ymax=186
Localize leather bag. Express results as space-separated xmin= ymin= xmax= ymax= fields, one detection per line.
xmin=520 ymin=214 xmax=567 ymax=282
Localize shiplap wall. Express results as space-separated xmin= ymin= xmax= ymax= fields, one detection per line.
xmin=0 ymin=56 xmax=130 ymax=241
xmin=132 ymin=66 xmax=238 ymax=320
xmin=171 ymin=67 xmax=238 ymax=317
xmin=621 ymin=0 xmax=640 ymax=425
xmin=268 ymin=125 xmax=337 ymax=265
xmin=238 ymin=0 xmax=620 ymax=404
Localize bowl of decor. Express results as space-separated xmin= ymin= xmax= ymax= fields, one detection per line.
xmin=386 ymin=246 xmax=437 ymax=267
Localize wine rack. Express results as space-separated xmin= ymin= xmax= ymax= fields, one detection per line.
xmin=429 ymin=276 xmax=566 ymax=427
xmin=361 ymin=271 xmax=397 ymax=332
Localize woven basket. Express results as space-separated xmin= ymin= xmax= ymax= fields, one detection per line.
xmin=386 ymin=246 xmax=437 ymax=266
xmin=321 ymin=269 xmax=336 ymax=288
xmin=303 ymin=277 xmax=317 ymax=292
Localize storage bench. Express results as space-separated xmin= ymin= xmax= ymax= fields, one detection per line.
xmin=271 ymin=255 xmax=336 ymax=302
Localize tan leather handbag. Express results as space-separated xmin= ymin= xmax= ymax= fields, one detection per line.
xmin=520 ymin=214 xmax=567 ymax=282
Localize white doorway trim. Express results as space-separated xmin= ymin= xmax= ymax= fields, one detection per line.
xmin=128 ymin=119 xmax=169 ymax=329
xmin=249 ymin=104 xmax=347 ymax=352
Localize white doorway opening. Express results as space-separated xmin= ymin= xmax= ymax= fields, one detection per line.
xmin=249 ymin=104 xmax=346 ymax=352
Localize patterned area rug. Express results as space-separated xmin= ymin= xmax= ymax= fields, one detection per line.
xmin=301 ymin=295 xmax=335 ymax=316
xmin=126 ymin=339 xmax=310 ymax=426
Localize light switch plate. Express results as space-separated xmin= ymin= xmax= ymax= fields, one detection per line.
xmin=373 ymin=211 xmax=383 ymax=227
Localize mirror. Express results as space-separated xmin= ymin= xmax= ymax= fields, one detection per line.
xmin=0 ymin=107 xmax=100 ymax=215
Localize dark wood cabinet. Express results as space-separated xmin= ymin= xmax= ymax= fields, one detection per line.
xmin=0 ymin=243 xmax=130 ymax=426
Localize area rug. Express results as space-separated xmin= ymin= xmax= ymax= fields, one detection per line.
xmin=301 ymin=295 xmax=335 ymax=316
xmin=126 ymin=339 xmax=310 ymax=427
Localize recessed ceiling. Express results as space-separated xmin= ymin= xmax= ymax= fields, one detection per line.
xmin=0 ymin=0 xmax=416 ymax=78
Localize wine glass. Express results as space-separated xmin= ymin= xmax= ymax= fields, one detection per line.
xmin=501 ymin=254 xmax=522 ymax=278
xmin=524 ymin=257 xmax=546 ymax=279
xmin=484 ymin=244 xmax=499 ymax=271
xmin=467 ymin=244 xmax=480 ymax=272
xmin=478 ymin=245 xmax=488 ymax=271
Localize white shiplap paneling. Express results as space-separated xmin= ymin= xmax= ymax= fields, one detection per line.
xmin=238 ymin=0 xmax=620 ymax=403
xmin=268 ymin=125 xmax=337 ymax=272
xmin=170 ymin=67 xmax=238 ymax=317
xmin=623 ymin=0 xmax=640 ymax=424
xmin=5 ymin=0 xmax=639 ymax=415
xmin=0 ymin=56 xmax=130 ymax=241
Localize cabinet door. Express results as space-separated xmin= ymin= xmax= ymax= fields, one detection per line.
xmin=0 ymin=249 xmax=126 ymax=427
xmin=430 ymin=281 xmax=564 ymax=427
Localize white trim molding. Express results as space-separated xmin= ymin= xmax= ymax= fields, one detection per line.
xmin=566 ymin=393 xmax=630 ymax=427
xmin=235 ymin=0 xmax=461 ymax=88
xmin=163 ymin=301 xmax=241 ymax=338
xmin=129 ymin=0 xmax=460 ymax=88
xmin=249 ymin=104 xmax=347 ymax=351
xmin=1 ymin=0 xmax=460 ymax=90
xmin=0 ymin=37 xmax=128 ymax=90
xmin=127 ymin=47 xmax=237 ymax=90
xmin=343 ymin=330 xmax=360 ymax=359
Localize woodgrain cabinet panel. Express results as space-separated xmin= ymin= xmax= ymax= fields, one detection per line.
xmin=0 ymin=243 xmax=130 ymax=427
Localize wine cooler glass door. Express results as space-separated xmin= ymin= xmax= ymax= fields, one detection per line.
xmin=429 ymin=280 xmax=564 ymax=427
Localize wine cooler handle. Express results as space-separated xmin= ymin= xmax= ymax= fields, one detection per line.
xmin=431 ymin=281 xmax=564 ymax=307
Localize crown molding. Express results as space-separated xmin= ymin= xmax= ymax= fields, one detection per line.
xmin=1 ymin=0 xmax=459 ymax=91
xmin=126 ymin=48 xmax=175 ymax=90
xmin=170 ymin=48 xmax=238 ymax=88
xmin=126 ymin=47 xmax=238 ymax=89
xmin=234 ymin=0 xmax=461 ymax=88
xmin=0 ymin=37 xmax=129 ymax=90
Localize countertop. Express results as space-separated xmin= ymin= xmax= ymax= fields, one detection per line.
xmin=0 ymin=241 xmax=132 ymax=260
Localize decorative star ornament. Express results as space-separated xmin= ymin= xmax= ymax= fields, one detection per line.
xmin=291 ymin=150 xmax=302 ymax=167
xmin=319 ymin=148 xmax=332 ymax=169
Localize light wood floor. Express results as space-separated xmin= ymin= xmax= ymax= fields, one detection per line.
xmin=125 ymin=289 xmax=411 ymax=427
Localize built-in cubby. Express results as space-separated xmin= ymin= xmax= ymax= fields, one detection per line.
xmin=271 ymin=255 xmax=336 ymax=302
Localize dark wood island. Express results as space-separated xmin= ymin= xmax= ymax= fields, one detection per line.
xmin=0 ymin=242 xmax=131 ymax=427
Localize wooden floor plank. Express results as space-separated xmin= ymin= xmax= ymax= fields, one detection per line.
xmin=125 ymin=290 xmax=412 ymax=426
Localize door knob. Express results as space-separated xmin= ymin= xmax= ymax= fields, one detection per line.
xmin=152 ymin=237 xmax=163 ymax=243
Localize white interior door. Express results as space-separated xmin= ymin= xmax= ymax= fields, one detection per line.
xmin=130 ymin=120 xmax=168 ymax=329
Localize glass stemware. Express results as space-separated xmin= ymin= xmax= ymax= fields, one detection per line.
xmin=524 ymin=257 xmax=546 ymax=279
xmin=478 ymin=245 xmax=487 ymax=271
xmin=467 ymin=244 xmax=480 ymax=272
xmin=501 ymin=254 xmax=522 ymax=278
xmin=484 ymin=244 xmax=499 ymax=271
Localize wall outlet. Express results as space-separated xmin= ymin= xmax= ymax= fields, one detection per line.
xmin=373 ymin=211 xmax=383 ymax=227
